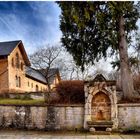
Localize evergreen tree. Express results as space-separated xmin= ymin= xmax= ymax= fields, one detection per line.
xmin=58 ymin=1 xmax=140 ymax=99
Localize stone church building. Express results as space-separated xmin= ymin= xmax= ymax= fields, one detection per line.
xmin=0 ymin=40 xmax=61 ymax=93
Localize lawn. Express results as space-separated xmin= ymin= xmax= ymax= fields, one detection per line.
xmin=0 ymin=98 xmax=45 ymax=105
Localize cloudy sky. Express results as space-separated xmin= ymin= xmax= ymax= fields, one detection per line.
xmin=0 ymin=1 xmax=139 ymax=72
xmin=0 ymin=1 xmax=61 ymax=53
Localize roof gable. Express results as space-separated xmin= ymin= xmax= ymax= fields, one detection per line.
xmin=0 ymin=40 xmax=30 ymax=66
xmin=93 ymin=74 xmax=106 ymax=82
xmin=0 ymin=40 xmax=21 ymax=56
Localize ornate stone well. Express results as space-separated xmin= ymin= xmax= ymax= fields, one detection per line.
xmin=84 ymin=74 xmax=118 ymax=131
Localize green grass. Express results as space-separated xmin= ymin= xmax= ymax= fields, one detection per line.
xmin=0 ymin=98 xmax=45 ymax=105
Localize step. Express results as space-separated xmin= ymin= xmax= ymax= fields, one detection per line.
xmin=90 ymin=131 xmax=111 ymax=135
xmin=87 ymin=121 xmax=113 ymax=125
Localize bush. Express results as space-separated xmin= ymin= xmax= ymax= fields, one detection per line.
xmin=56 ymin=80 xmax=84 ymax=104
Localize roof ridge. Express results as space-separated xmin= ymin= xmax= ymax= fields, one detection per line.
xmin=0 ymin=40 xmax=21 ymax=43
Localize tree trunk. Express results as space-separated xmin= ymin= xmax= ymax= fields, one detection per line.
xmin=44 ymin=77 xmax=51 ymax=103
xmin=118 ymin=16 xmax=134 ymax=99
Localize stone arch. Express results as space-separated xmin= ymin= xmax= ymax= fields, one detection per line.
xmin=91 ymin=92 xmax=111 ymax=121
xmin=86 ymin=89 xmax=114 ymax=121
xmin=87 ymin=89 xmax=113 ymax=105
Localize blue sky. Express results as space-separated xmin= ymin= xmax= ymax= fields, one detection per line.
xmin=0 ymin=1 xmax=61 ymax=53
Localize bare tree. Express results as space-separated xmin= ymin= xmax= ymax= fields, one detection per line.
xmin=29 ymin=45 xmax=61 ymax=103
xmin=55 ymin=48 xmax=95 ymax=80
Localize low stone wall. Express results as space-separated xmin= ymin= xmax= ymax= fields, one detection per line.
xmin=0 ymin=105 xmax=84 ymax=130
xmin=8 ymin=92 xmax=45 ymax=100
xmin=118 ymin=103 xmax=140 ymax=130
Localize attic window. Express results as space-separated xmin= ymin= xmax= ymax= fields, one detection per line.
xmin=12 ymin=58 xmax=14 ymax=67
xmin=21 ymin=62 xmax=23 ymax=70
xmin=31 ymin=83 xmax=33 ymax=88
xmin=28 ymin=81 xmax=30 ymax=87
xmin=16 ymin=53 xmax=20 ymax=68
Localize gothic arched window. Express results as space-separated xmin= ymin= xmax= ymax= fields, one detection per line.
xmin=36 ymin=85 xmax=38 ymax=92
xmin=12 ymin=58 xmax=14 ymax=67
xmin=16 ymin=53 xmax=20 ymax=68
xmin=19 ymin=77 xmax=21 ymax=87
xmin=15 ymin=76 xmax=18 ymax=87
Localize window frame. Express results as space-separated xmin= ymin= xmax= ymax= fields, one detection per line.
xmin=15 ymin=53 xmax=20 ymax=68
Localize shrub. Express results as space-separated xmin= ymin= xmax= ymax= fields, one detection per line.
xmin=56 ymin=80 xmax=84 ymax=104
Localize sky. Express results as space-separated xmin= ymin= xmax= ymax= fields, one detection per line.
xmin=0 ymin=1 xmax=139 ymax=73
xmin=0 ymin=1 xmax=62 ymax=53
xmin=0 ymin=1 xmax=114 ymax=72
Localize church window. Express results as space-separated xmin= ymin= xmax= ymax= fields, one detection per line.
xmin=15 ymin=76 xmax=18 ymax=87
xmin=21 ymin=62 xmax=23 ymax=70
xmin=12 ymin=58 xmax=14 ymax=67
xmin=16 ymin=53 xmax=20 ymax=68
xmin=28 ymin=81 xmax=30 ymax=87
xmin=19 ymin=77 xmax=21 ymax=87
xmin=36 ymin=85 xmax=38 ymax=92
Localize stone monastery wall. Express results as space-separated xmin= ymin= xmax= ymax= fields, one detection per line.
xmin=117 ymin=103 xmax=140 ymax=130
xmin=0 ymin=104 xmax=139 ymax=130
xmin=0 ymin=105 xmax=84 ymax=130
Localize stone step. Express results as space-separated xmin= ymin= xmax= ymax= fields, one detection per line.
xmin=89 ymin=131 xmax=111 ymax=135
xmin=87 ymin=121 xmax=113 ymax=125
xmin=88 ymin=124 xmax=112 ymax=127
xmin=87 ymin=121 xmax=113 ymax=129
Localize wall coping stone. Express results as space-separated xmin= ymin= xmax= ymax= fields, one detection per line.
xmin=117 ymin=103 xmax=140 ymax=107
xmin=0 ymin=104 xmax=84 ymax=107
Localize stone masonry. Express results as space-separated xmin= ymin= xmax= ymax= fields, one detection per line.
xmin=84 ymin=74 xmax=118 ymax=130
xmin=0 ymin=105 xmax=84 ymax=130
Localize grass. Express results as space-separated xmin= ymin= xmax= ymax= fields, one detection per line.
xmin=0 ymin=98 xmax=45 ymax=105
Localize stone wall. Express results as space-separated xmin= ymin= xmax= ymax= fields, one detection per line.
xmin=118 ymin=104 xmax=140 ymax=129
xmin=0 ymin=105 xmax=84 ymax=130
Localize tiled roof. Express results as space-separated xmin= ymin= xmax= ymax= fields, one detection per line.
xmin=38 ymin=68 xmax=59 ymax=84
xmin=25 ymin=66 xmax=47 ymax=84
xmin=0 ymin=40 xmax=21 ymax=56
xmin=25 ymin=67 xmax=59 ymax=84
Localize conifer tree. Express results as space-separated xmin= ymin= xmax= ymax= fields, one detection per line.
xmin=58 ymin=2 xmax=140 ymax=99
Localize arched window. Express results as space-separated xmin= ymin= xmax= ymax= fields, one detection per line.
xmin=31 ymin=83 xmax=33 ymax=88
xmin=36 ymin=85 xmax=38 ymax=92
xmin=28 ymin=81 xmax=30 ymax=87
xmin=12 ymin=58 xmax=14 ymax=67
xmin=21 ymin=62 xmax=23 ymax=70
xmin=15 ymin=76 xmax=18 ymax=87
xmin=16 ymin=53 xmax=19 ymax=68
xmin=18 ymin=77 xmax=21 ymax=87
